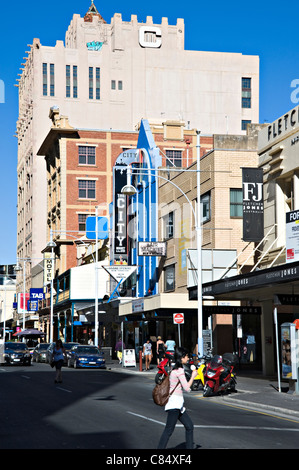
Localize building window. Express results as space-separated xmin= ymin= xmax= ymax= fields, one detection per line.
xmin=118 ymin=80 xmax=123 ymax=90
xmin=230 ymin=189 xmax=243 ymax=217
xmin=50 ymin=64 xmax=55 ymax=97
xmin=201 ymin=192 xmax=211 ymax=223
xmin=96 ymin=67 xmax=100 ymax=100
xmin=78 ymin=214 xmax=89 ymax=232
xmin=89 ymin=67 xmax=100 ymax=100
xmin=73 ymin=66 xmax=78 ymax=98
xmin=242 ymin=120 xmax=251 ymax=131
xmin=66 ymin=65 xmax=71 ymax=98
xmin=89 ymin=67 xmax=93 ymax=99
xmin=111 ymin=80 xmax=116 ymax=90
xmin=165 ymin=150 xmax=182 ymax=167
xmin=164 ymin=211 xmax=174 ymax=240
xmin=164 ymin=264 xmax=175 ymax=292
xmin=242 ymin=77 xmax=251 ymax=108
xmin=78 ymin=146 xmax=96 ymax=165
xmin=67 ymin=65 xmax=78 ymax=98
xmin=42 ymin=63 xmax=47 ymax=96
xmin=78 ymin=180 xmax=96 ymax=199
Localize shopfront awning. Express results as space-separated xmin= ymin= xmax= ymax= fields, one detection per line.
xmin=189 ymin=260 xmax=299 ymax=302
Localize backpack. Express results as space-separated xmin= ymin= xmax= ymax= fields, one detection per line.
xmin=152 ymin=374 xmax=179 ymax=407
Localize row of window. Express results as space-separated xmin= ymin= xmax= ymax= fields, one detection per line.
xmin=43 ymin=65 xmax=251 ymax=111
xmin=42 ymin=63 xmax=123 ymax=99
xmin=163 ymin=188 xmax=242 ymax=240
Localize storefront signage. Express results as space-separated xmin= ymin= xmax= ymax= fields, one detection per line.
xmin=138 ymin=241 xmax=166 ymax=257
xmin=242 ymin=168 xmax=264 ymax=242
xmin=103 ymin=265 xmax=137 ymax=283
xmin=286 ymin=210 xmax=299 ymax=263
xmin=44 ymin=253 xmax=54 ymax=284
xmin=139 ymin=26 xmax=162 ymax=48
xmin=199 ymin=260 xmax=299 ymax=298
xmin=203 ymin=306 xmax=261 ymax=315
xmin=123 ymin=349 xmax=136 ymax=367
xmin=281 ymin=323 xmax=297 ymax=380
xmin=267 ymin=105 xmax=299 ymax=143
xmin=30 ymin=288 xmax=45 ymax=300
xmin=87 ymin=41 xmax=103 ymax=51
xmin=132 ymin=299 xmax=144 ymax=313
xmin=274 ymin=294 xmax=299 ymax=305
xmin=114 ymin=193 xmax=127 ymax=263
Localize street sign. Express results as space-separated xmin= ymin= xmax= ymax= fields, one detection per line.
xmin=103 ymin=265 xmax=137 ymax=284
xmin=173 ymin=313 xmax=184 ymax=324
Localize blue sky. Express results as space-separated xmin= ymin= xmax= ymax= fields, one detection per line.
xmin=0 ymin=0 xmax=298 ymax=265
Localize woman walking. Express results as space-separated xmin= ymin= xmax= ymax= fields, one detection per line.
xmin=157 ymin=347 xmax=197 ymax=449
xmin=52 ymin=339 xmax=66 ymax=384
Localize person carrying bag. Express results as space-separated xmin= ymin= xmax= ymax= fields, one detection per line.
xmin=157 ymin=347 xmax=197 ymax=449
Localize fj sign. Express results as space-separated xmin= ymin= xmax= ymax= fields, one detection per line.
xmin=242 ymin=168 xmax=264 ymax=242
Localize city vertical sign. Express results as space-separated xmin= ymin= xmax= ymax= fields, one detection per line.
xmin=242 ymin=168 xmax=264 ymax=242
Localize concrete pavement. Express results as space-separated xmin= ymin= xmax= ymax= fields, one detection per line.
xmin=106 ymin=359 xmax=299 ymax=420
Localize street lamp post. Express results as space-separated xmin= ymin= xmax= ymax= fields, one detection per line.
xmin=121 ymin=134 xmax=204 ymax=355
xmin=47 ymin=230 xmax=57 ymax=344
xmin=15 ymin=257 xmax=31 ymax=335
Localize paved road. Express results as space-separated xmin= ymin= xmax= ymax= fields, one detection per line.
xmin=1 ymin=363 xmax=299 ymax=450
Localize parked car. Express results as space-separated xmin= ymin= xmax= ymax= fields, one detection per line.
xmin=32 ymin=343 xmax=50 ymax=363
xmin=4 ymin=342 xmax=31 ymax=366
xmin=67 ymin=345 xmax=106 ymax=369
xmin=46 ymin=342 xmax=80 ymax=364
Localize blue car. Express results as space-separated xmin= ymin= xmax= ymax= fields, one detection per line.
xmin=67 ymin=345 xmax=106 ymax=369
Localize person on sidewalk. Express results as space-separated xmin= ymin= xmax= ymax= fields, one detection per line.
xmin=115 ymin=337 xmax=125 ymax=364
xmin=156 ymin=336 xmax=165 ymax=365
xmin=157 ymin=347 xmax=198 ymax=449
xmin=143 ymin=338 xmax=152 ymax=370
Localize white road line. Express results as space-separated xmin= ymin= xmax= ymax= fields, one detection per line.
xmin=56 ymin=386 xmax=72 ymax=393
xmin=127 ymin=412 xmax=299 ymax=432
xmin=21 ymin=376 xmax=30 ymax=379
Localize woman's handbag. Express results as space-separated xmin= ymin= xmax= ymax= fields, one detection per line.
xmin=152 ymin=376 xmax=179 ymax=407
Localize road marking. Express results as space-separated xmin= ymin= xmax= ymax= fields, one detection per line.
xmin=56 ymin=386 xmax=72 ymax=393
xmin=196 ymin=396 xmax=299 ymax=424
xmin=127 ymin=412 xmax=299 ymax=432
xmin=21 ymin=376 xmax=30 ymax=379
xmin=127 ymin=412 xmax=165 ymax=425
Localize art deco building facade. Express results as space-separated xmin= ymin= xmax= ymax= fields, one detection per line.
xmin=16 ymin=1 xmax=259 ymax=296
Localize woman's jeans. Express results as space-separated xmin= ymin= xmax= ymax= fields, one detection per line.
xmin=158 ymin=409 xmax=194 ymax=449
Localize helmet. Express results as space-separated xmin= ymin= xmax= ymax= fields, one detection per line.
xmin=211 ymin=355 xmax=223 ymax=367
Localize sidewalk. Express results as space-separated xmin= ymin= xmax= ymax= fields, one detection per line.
xmin=106 ymin=359 xmax=299 ymax=420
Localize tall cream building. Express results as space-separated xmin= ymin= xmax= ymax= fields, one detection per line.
xmin=16 ymin=1 xmax=259 ymax=291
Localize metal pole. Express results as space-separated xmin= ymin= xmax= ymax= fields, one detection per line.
xmin=50 ymin=230 xmax=54 ymax=343
xmin=95 ymin=206 xmax=99 ymax=347
xmin=23 ymin=259 xmax=26 ymax=334
xmin=196 ymin=130 xmax=203 ymax=356
xmin=274 ymin=307 xmax=281 ymax=392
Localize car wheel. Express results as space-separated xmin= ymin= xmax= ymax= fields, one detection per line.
xmin=67 ymin=359 xmax=72 ymax=368
xmin=74 ymin=360 xmax=77 ymax=369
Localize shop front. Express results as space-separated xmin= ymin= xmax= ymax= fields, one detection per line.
xmin=188 ymin=260 xmax=299 ymax=376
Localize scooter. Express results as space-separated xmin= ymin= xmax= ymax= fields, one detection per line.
xmin=155 ymin=350 xmax=175 ymax=384
xmin=203 ymin=353 xmax=237 ymax=397
xmin=190 ymin=353 xmax=212 ymax=391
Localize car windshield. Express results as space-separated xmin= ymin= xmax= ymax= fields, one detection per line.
xmin=38 ymin=344 xmax=49 ymax=350
xmin=76 ymin=346 xmax=100 ymax=354
xmin=5 ymin=343 xmax=28 ymax=351
xmin=63 ymin=343 xmax=79 ymax=350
